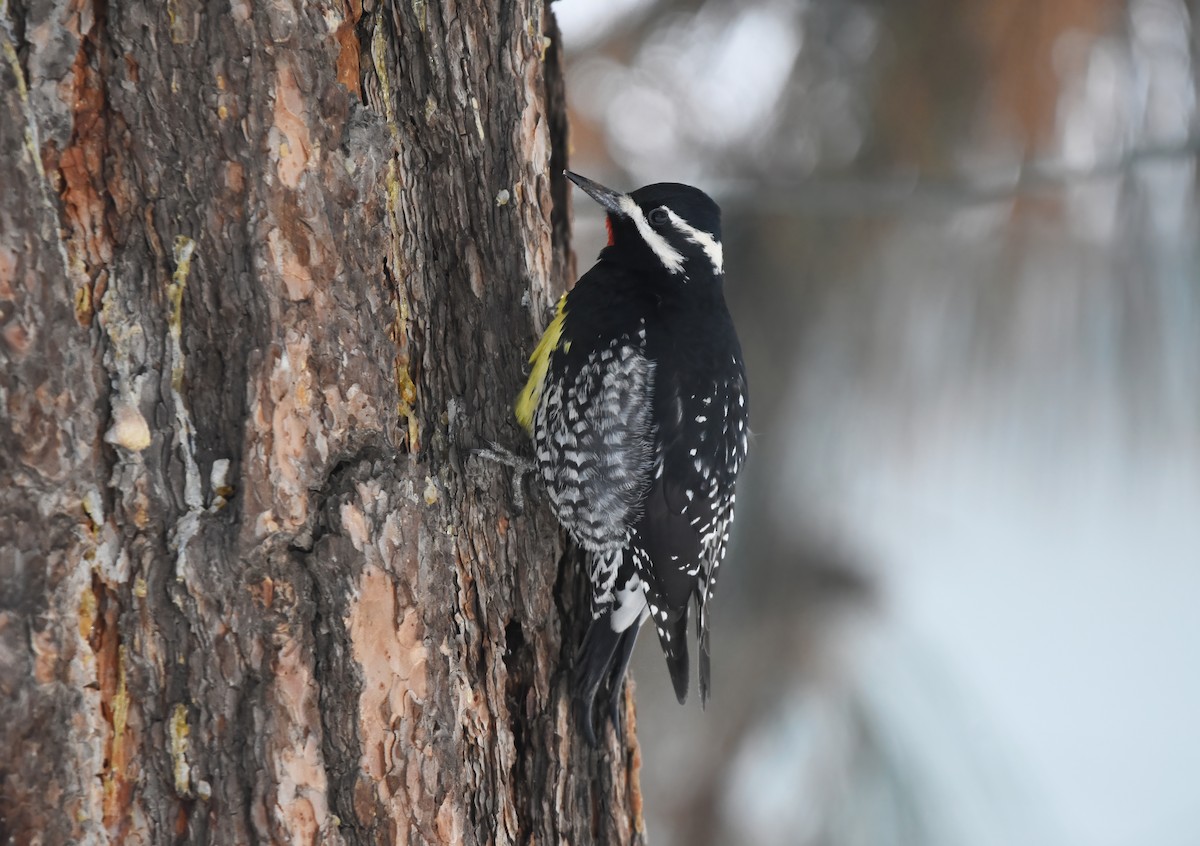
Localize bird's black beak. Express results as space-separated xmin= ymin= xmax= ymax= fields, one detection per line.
xmin=565 ymin=171 xmax=628 ymax=216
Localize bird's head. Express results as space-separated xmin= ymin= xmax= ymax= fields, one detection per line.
xmin=566 ymin=171 xmax=723 ymax=279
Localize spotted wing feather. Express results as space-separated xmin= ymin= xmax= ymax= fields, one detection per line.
xmin=636 ymin=368 xmax=748 ymax=703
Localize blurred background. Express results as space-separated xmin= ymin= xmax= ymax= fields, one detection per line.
xmin=553 ymin=0 xmax=1200 ymax=844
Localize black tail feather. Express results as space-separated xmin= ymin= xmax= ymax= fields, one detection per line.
xmin=655 ymin=610 xmax=691 ymax=705
xmin=574 ymin=617 xmax=639 ymax=745
xmin=698 ymin=621 xmax=711 ymax=708
xmin=606 ymin=623 xmax=641 ymax=731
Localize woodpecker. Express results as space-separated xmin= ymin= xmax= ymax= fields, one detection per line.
xmin=505 ymin=171 xmax=748 ymax=742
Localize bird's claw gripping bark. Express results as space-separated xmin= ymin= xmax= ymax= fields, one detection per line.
xmin=472 ymin=442 xmax=535 ymax=514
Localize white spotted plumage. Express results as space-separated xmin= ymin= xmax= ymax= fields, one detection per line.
xmin=515 ymin=173 xmax=748 ymax=739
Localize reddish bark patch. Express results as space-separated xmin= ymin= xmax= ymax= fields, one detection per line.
xmin=58 ymin=26 xmax=115 ymax=295
xmin=335 ymin=21 xmax=362 ymax=98
xmin=85 ymin=575 xmax=137 ymax=834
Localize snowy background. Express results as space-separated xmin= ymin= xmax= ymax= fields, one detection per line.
xmin=554 ymin=0 xmax=1200 ymax=843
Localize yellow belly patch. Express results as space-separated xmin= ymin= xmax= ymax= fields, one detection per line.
xmin=515 ymin=293 xmax=568 ymax=433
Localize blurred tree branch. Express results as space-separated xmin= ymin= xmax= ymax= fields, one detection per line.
xmin=718 ymin=136 xmax=1200 ymax=215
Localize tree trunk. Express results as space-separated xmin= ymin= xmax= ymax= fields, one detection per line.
xmin=0 ymin=0 xmax=645 ymax=843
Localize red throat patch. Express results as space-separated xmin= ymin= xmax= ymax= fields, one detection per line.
xmin=605 ymin=214 xmax=615 ymax=246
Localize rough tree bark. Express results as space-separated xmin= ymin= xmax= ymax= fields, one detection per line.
xmin=0 ymin=0 xmax=645 ymax=843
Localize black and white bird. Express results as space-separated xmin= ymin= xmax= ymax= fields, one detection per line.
xmin=509 ymin=171 xmax=748 ymax=742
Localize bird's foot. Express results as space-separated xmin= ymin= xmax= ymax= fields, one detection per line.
xmin=472 ymin=442 xmax=535 ymax=514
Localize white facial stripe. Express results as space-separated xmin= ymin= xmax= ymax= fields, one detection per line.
xmin=664 ymin=208 xmax=723 ymax=274
xmin=618 ymin=195 xmax=685 ymax=274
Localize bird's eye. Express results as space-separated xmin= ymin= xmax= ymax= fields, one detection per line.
xmin=648 ymin=208 xmax=670 ymax=227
